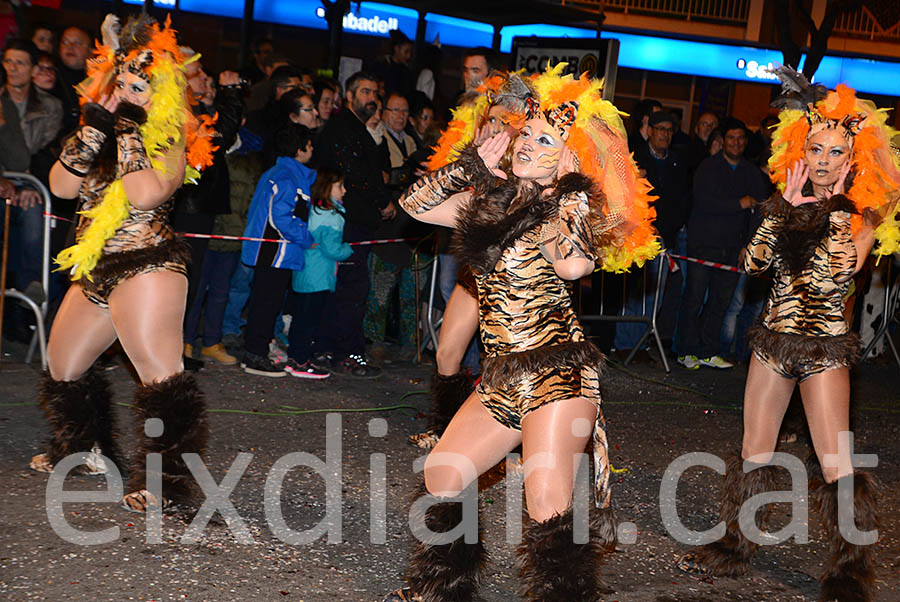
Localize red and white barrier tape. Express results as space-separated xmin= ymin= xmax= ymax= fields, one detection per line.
xmin=664 ymin=252 xmax=742 ymax=274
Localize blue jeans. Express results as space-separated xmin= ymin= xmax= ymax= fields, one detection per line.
xmin=222 ymin=261 xmax=254 ymax=337
xmin=184 ymin=249 xmax=241 ymax=347
xmin=9 ymin=202 xmax=44 ymax=290
xmin=438 ymin=253 xmax=480 ymax=374
xmin=721 ymin=273 xmax=768 ymax=360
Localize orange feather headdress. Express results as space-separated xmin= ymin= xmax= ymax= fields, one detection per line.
xmin=769 ymin=66 xmax=900 ymax=256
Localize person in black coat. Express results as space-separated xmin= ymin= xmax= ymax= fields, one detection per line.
xmin=173 ymin=61 xmax=244 ymax=368
xmin=314 ymin=70 xmax=393 ymax=377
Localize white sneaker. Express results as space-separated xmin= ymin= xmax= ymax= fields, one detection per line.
xmin=699 ymin=355 xmax=734 ymax=369
xmin=677 ymin=354 xmax=700 ymax=370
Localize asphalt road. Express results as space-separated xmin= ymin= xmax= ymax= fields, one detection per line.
xmin=1 ymin=342 xmax=897 ymax=601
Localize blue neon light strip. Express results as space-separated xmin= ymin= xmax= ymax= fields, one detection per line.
xmin=501 ymin=24 xmax=900 ymax=96
xmin=424 ymin=13 xmax=494 ymax=48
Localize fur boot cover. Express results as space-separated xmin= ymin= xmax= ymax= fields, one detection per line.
xmin=430 ymin=371 xmax=473 ymax=435
xmin=128 ymin=372 xmax=208 ymax=504
xmin=517 ymin=505 xmax=616 ymax=601
xmin=678 ymin=454 xmax=777 ymax=576
xmin=406 ymin=482 xmax=486 ymax=602
xmin=38 ymin=368 xmax=122 ymax=472
xmin=814 ymin=472 xmax=879 ymax=602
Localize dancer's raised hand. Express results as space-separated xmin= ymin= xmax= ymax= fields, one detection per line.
xmin=784 ymin=161 xmax=818 ymax=206
xmin=477 ymin=131 xmax=510 ymax=179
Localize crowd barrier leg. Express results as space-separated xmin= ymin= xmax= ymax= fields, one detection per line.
xmin=579 ymin=253 xmax=671 ymax=374
xmin=1 ymin=172 xmax=51 ymax=370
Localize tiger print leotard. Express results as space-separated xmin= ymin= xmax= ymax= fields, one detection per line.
xmin=743 ymin=194 xmax=860 ymax=381
xmin=69 ymin=118 xmax=190 ymax=308
xmin=400 ymin=146 xmax=613 ymax=507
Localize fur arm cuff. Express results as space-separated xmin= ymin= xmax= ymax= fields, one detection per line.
xmin=58 ymin=126 xmax=108 ymax=177
xmin=398 ymin=144 xmax=495 ymax=215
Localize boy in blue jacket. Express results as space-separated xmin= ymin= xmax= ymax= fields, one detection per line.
xmin=240 ymin=124 xmax=315 ymax=376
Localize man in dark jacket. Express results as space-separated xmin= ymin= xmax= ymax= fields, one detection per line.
xmin=0 ymin=38 xmax=61 ymax=319
xmin=314 ymin=70 xmax=391 ymax=377
xmin=676 ymin=117 xmax=767 ymax=370
xmin=173 ymin=53 xmax=244 ymax=368
xmin=617 ymin=111 xmax=690 ymax=351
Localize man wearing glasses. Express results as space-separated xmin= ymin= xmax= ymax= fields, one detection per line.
xmin=615 ymin=111 xmax=690 ymax=359
xmin=56 ymin=26 xmax=91 ymax=133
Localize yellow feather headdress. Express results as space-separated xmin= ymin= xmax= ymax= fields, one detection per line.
xmin=56 ymin=14 xmax=217 ymax=281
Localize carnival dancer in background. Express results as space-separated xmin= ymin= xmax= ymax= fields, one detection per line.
xmin=29 ymin=14 xmax=217 ymax=514
xmin=407 ymin=71 xmax=518 ymax=450
xmin=385 ymin=64 xmax=659 ymax=601
xmin=677 ymin=67 xmax=900 ymax=602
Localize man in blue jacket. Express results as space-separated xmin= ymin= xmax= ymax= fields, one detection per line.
xmin=240 ymin=124 xmax=315 ymax=376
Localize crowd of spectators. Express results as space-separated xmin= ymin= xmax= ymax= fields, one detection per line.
xmin=0 ymin=11 xmax=853 ymax=377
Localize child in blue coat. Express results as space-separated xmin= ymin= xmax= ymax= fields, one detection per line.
xmin=286 ymin=169 xmax=352 ymax=379
xmin=240 ymin=124 xmax=315 ymax=376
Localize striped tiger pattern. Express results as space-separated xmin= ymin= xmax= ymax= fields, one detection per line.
xmin=743 ymin=196 xmax=857 ymax=338
xmin=75 ymin=173 xmax=186 ymax=308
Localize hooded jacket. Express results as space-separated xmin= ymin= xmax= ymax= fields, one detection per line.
xmin=241 ymin=156 xmax=315 ymax=270
xmin=293 ymin=201 xmax=353 ymax=293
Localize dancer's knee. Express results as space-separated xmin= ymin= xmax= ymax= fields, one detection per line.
xmin=525 ymin=481 xmax=573 ymax=523
xmin=423 ymin=464 xmax=470 ymax=498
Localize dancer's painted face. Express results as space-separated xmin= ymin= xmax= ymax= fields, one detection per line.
xmin=512 ymin=117 xmax=563 ymax=184
xmin=114 ymin=71 xmax=152 ymax=108
xmin=484 ymin=105 xmax=510 ymax=138
xmin=805 ymin=127 xmax=851 ymax=188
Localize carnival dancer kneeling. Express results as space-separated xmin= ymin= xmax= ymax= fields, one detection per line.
xmin=384 ymin=65 xmax=659 ymax=601
xmin=29 ymin=14 xmax=217 ymax=514
xmin=676 ymin=67 xmax=900 ymax=602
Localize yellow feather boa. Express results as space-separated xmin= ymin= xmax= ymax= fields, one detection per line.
xmin=56 ymin=60 xmax=196 ymax=281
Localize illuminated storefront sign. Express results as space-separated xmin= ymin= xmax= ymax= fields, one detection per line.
xmin=500 ymin=24 xmax=900 ymax=96
xmin=114 ymin=1 xmax=900 ymax=95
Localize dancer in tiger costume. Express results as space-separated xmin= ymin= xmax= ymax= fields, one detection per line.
xmin=28 ymin=14 xmax=217 ymax=514
xmin=407 ymin=71 xmax=518 ymax=451
xmin=384 ymin=65 xmax=659 ymax=601
xmin=676 ymin=68 xmax=900 ymax=602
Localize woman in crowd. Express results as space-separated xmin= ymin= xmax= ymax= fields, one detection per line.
xmin=677 ymin=68 xmax=899 ymax=602
xmin=29 ymin=14 xmax=216 ymax=514
xmin=385 ymin=64 xmax=659 ymax=601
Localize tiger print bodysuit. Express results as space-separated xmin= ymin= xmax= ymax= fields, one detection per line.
xmin=65 ymin=112 xmax=190 ymax=308
xmin=743 ymin=194 xmax=860 ymax=381
xmin=400 ymin=146 xmax=612 ymax=507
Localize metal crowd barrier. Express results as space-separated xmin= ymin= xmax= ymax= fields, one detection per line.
xmin=419 ymin=246 xmax=671 ymax=373
xmin=860 ymin=257 xmax=900 ymax=368
xmin=579 ymin=255 xmax=671 ymax=373
xmin=1 ymin=172 xmax=51 ymax=369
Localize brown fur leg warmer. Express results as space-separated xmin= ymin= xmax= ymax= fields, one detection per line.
xmin=128 ymin=372 xmax=208 ymax=504
xmin=406 ymin=483 xmax=485 ymax=602
xmin=430 ymin=371 xmax=473 ymax=435
xmin=680 ymin=454 xmax=777 ymax=577
xmin=38 ymin=368 xmax=122 ymax=472
xmin=517 ymin=505 xmax=615 ymax=601
xmin=815 ymin=472 xmax=878 ymax=602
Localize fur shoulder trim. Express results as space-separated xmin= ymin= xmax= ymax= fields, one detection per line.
xmin=554 ymin=172 xmax=595 ymax=198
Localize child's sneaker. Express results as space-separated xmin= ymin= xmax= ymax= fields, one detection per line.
xmin=284 ymin=359 xmax=331 ymax=380
xmin=268 ymin=340 xmax=288 ymax=365
xmin=311 ymin=351 xmax=333 ymax=370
